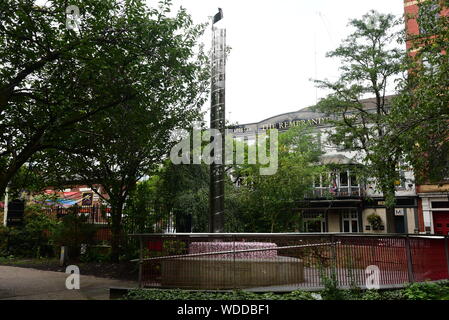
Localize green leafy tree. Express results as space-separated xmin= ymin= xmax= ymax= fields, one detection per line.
xmin=0 ymin=0 xmax=209 ymax=197
xmin=154 ymin=161 xmax=210 ymax=232
xmin=233 ymin=125 xmax=324 ymax=232
xmin=37 ymin=1 xmax=209 ymax=261
xmin=389 ymin=0 xmax=449 ymax=183
xmin=123 ymin=177 xmax=160 ymax=234
xmin=313 ymin=11 xmax=405 ymax=232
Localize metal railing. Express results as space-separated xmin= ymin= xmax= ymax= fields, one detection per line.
xmin=312 ymin=186 xmax=363 ymax=198
xmin=130 ymin=233 xmax=449 ymax=291
xmin=43 ymin=204 xmax=110 ymax=224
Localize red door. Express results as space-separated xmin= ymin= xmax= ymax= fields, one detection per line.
xmin=433 ymin=212 xmax=449 ymax=235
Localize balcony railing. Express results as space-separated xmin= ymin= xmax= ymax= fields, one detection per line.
xmin=311 ymin=186 xmax=363 ymax=198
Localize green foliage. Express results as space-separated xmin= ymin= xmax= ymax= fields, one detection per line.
xmin=403 ymin=281 xmax=449 ymax=300
xmin=80 ymin=246 xmax=111 ymax=263
xmin=119 ymin=239 xmax=140 ymax=262
xmin=313 ymin=10 xmax=406 ymax=232
xmin=0 ymin=211 xmax=57 ymax=258
xmin=1 ymin=0 xmax=209 ymax=261
xmin=367 ymin=213 xmax=383 ymax=230
xmin=124 ymin=281 xmax=449 ymax=301
xmin=123 ymin=178 xmax=161 ymax=234
xmin=389 ymin=0 xmax=449 ymax=183
xmin=124 ymin=289 xmax=316 ymax=301
xmin=320 ymin=269 xmax=348 ymax=300
xmin=0 ymin=0 xmax=210 ymax=196
xmin=155 ymin=162 xmax=210 ymax=232
xmin=51 ymin=213 xmax=97 ymax=260
xmin=0 ymin=225 xmax=8 ymax=256
xmin=231 ymin=125 xmax=324 ymax=232
xmin=163 ymin=240 xmax=187 ymax=256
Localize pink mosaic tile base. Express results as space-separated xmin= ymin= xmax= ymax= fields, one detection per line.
xmin=189 ymin=242 xmax=278 ymax=259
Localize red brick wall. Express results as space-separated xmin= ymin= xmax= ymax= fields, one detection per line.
xmin=404 ymin=0 xmax=420 ymax=51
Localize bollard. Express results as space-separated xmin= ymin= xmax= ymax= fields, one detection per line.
xmin=60 ymin=246 xmax=68 ymax=266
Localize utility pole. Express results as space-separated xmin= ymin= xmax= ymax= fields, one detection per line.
xmin=209 ymin=8 xmax=226 ymax=233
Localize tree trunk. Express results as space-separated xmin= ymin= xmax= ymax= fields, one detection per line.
xmin=385 ymin=206 xmax=396 ymax=234
xmin=382 ymin=183 xmax=397 ymax=234
xmin=110 ymin=204 xmax=123 ymax=262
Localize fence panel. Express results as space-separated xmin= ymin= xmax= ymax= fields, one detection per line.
xmin=410 ymin=236 xmax=449 ymax=282
xmin=133 ymin=234 xmax=449 ymax=290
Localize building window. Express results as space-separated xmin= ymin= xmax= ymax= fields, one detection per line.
xmin=314 ymin=175 xmax=322 ymax=188
xmin=350 ymin=173 xmax=358 ymax=186
xmin=342 ymin=211 xmax=359 ymax=233
xmin=340 ymin=171 xmax=349 ymax=187
xmin=303 ymin=212 xmax=326 ymax=233
xmin=432 ymin=201 xmax=449 ymax=209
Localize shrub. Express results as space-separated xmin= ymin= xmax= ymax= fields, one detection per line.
xmin=0 ymin=225 xmax=8 ymax=256
xmin=124 ymin=289 xmax=317 ymax=301
xmin=119 ymin=238 xmax=140 ymax=262
xmin=2 ymin=211 xmax=57 ymax=258
xmin=123 ymin=282 xmax=449 ymax=301
xmin=51 ymin=213 xmax=97 ymax=260
xmin=367 ymin=214 xmax=383 ymax=230
xmin=319 ymin=267 xmax=349 ymax=300
xmin=80 ymin=245 xmax=111 ymax=263
xmin=403 ymin=281 xmax=449 ymax=300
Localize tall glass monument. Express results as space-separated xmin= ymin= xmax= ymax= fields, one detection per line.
xmin=209 ymin=9 xmax=226 ymax=233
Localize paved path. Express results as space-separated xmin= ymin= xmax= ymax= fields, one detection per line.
xmin=0 ymin=265 xmax=137 ymax=300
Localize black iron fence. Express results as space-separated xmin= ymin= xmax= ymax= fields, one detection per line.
xmin=43 ymin=204 xmax=110 ymax=224
xmin=130 ymin=233 xmax=449 ymax=291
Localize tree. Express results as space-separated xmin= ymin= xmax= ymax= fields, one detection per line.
xmin=154 ymin=161 xmax=210 ymax=233
xmin=38 ymin=2 xmax=209 ymax=261
xmin=389 ymin=0 xmax=449 ymax=183
xmin=232 ymin=125 xmax=324 ymax=233
xmin=0 ymin=0 xmax=209 ymax=197
xmin=313 ymin=11 xmax=405 ymax=233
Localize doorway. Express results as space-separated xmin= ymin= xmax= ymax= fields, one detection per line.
xmin=394 ymin=215 xmax=406 ymax=234
xmin=433 ymin=212 xmax=449 ymax=235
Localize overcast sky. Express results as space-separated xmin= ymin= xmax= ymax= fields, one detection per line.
xmin=148 ymin=0 xmax=405 ymax=125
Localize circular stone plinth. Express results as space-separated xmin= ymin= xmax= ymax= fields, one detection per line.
xmin=189 ymin=241 xmax=278 ymax=259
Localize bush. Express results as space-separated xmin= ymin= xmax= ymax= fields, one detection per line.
xmin=403 ymin=281 xmax=449 ymax=300
xmin=367 ymin=214 xmax=383 ymax=230
xmin=51 ymin=213 xmax=97 ymax=260
xmin=123 ymin=282 xmax=449 ymax=301
xmin=0 ymin=225 xmax=8 ymax=256
xmin=2 ymin=211 xmax=57 ymax=258
xmin=80 ymin=245 xmax=111 ymax=263
xmin=119 ymin=238 xmax=140 ymax=262
xmin=124 ymin=289 xmax=316 ymax=301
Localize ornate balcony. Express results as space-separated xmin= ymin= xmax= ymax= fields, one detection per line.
xmin=312 ymin=186 xmax=364 ymax=198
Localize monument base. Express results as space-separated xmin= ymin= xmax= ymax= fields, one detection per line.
xmin=161 ymin=256 xmax=304 ymax=289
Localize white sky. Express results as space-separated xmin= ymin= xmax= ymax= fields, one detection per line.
xmin=147 ymin=0 xmax=405 ymax=125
